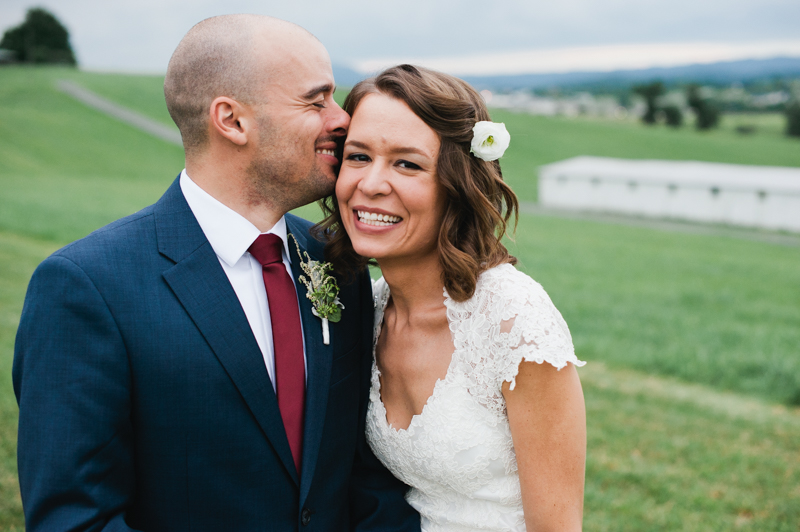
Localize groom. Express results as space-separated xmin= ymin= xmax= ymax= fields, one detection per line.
xmin=13 ymin=15 xmax=418 ymax=532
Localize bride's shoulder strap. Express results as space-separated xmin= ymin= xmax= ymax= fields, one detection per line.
xmin=371 ymin=276 xmax=390 ymax=308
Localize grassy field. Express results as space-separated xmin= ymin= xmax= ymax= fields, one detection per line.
xmin=508 ymin=214 xmax=800 ymax=405
xmin=581 ymin=363 xmax=800 ymax=531
xmin=1 ymin=66 xmax=799 ymax=530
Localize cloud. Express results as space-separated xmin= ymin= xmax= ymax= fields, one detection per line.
xmin=1 ymin=0 xmax=799 ymax=73
xmin=354 ymin=40 xmax=800 ymax=76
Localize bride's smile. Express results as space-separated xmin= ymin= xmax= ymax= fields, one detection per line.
xmin=336 ymin=93 xmax=446 ymax=265
xmin=353 ymin=207 xmax=403 ymax=228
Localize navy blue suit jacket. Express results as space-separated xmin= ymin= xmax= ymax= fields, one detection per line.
xmin=13 ymin=178 xmax=419 ymax=532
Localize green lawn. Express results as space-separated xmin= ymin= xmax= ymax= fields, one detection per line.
xmin=581 ymin=363 xmax=800 ymax=531
xmin=1 ymin=66 xmax=799 ymax=530
xmin=508 ymin=214 xmax=800 ymax=405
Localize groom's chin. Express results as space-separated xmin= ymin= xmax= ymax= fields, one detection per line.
xmin=297 ymin=173 xmax=336 ymax=207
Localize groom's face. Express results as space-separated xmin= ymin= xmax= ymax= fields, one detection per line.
xmin=246 ymin=36 xmax=350 ymax=211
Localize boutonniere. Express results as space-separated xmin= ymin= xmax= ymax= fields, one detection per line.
xmin=289 ymin=234 xmax=344 ymax=345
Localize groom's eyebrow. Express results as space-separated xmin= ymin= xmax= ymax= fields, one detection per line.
xmin=302 ymin=83 xmax=334 ymax=100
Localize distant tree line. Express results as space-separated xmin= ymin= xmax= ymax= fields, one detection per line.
xmin=787 ymin=81 xmax=800 ymax=138
xmin=686 ymin=85 xmax=720 ymax=130
xmin=787 ymin=101 xmax=800 ymax=137
xmin=630 ymin=80 xmax=800 ymax=138
xmin=632 ymin=82 xmax=718 ymax=130
xmin=0 ymin=8 xmax=76 ymax=65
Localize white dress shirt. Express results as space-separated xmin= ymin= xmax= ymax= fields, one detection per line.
xmin=180 ymin=169 xmax=306 ymax=390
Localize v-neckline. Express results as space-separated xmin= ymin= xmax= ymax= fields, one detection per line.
xmin=372 ymin=280 xmax=457 ymax=434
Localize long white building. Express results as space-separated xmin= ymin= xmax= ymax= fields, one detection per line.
xmin=538 ymin=156 xmax=800 ymax=232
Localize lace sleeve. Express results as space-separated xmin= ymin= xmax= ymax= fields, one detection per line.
xmin=447 ymin=265 xmax=585 ymax=416
xmin=494 ymin=270 xmax=585 ymax=391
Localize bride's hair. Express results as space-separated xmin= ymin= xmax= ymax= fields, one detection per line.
xmin=315 ymin=64 xmax=519 ymax=302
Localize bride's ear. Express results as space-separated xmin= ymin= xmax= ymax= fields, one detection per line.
xmin=208 ymin=96 xmax=253 ymax=146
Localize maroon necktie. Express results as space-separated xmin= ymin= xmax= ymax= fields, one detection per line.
xmin=248 ymin=234 xmax=305 ymax=473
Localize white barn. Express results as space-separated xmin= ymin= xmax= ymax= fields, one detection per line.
xmin=538 ymin=156 xmax=800 ymax=232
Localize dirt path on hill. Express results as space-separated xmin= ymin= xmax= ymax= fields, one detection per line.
xmin=56 ymin=80 xmax=182 ymax=146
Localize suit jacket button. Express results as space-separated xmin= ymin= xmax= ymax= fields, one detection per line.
xmin=301 ymin=508 xmax=312 ymax=526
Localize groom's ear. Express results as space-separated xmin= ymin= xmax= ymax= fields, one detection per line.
xmin=209 ymin=96 xmax=252 ymax=147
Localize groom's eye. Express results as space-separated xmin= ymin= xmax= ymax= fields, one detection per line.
xmin=312 ymin=100 xmax=326 ymax=108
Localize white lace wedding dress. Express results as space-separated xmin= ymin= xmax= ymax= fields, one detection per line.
xmin=366 ymin=264 xmax=585 ymax=532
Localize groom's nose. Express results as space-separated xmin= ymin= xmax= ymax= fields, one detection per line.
xmin=325 ymin=99 xmax=350 ymax=137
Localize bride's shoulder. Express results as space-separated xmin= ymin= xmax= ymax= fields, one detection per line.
xmin=472 ymin=263 xmax=553 ymax=312
xmin=452 ymin=263 xmax=584 ymax=396
xmin=450 ymin=262 xmax=571 ymax=348
xmin=477 ymin=264 xmax=584 ymax=385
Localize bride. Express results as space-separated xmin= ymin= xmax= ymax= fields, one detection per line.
xmin=319 ymin=64 xmax=586 ymax=531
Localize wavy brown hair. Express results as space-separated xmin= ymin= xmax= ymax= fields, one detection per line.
xmin=315 ymin=64 xmax=519 ymax=302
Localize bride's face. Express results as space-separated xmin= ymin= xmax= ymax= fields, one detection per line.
xmin=336 ymin=93 xmax=446 ymax=265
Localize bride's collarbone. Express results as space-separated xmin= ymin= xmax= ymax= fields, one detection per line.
xmin=377 ymin=306 xmax=452 ymax=377
xmin=376 ymin=307 xmax=454 ymax=430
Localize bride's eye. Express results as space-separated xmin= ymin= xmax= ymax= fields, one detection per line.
xmin=346 ymin=153 xmax=371 ymax=162
xmin=397 ymin=160 xmax=421 ymax=170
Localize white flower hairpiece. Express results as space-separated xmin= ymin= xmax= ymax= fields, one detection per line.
xmin=470 ymin=121 xmax=510 ymax=162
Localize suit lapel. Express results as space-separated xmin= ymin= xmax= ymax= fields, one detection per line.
xmin=155 ymin=179 xmax=299 ymax=485
xmin=286 ymin=218 xmax=334 ymax=500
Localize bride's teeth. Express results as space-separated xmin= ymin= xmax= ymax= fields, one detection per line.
xmin=357 ymin=210 xmax=401 ymax=226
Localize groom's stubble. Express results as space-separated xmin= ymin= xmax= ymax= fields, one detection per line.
xmin=244 ymin=110 xmax=338 ymax=214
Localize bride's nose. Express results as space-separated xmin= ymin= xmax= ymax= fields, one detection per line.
xmin=357 ymin=162 xmax=392 ymax=197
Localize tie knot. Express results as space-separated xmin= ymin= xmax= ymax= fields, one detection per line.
xmin=248 ymin=234 xmax=284 ymax=266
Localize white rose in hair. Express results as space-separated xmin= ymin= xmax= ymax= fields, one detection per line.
xmin=470 ymin=121 xmax=510 ymax=161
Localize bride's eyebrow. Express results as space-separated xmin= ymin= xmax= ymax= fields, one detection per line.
xmin=388 ymin=146 xmax=428 ymax=157
xmin=344 ymin=139 xmax=428 ymax=158
xmin=344 ymin=139 xmax=370 ymax=150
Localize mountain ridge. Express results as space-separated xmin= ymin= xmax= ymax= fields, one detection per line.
xmin=333 ymin=56 xmax=800 ymax=90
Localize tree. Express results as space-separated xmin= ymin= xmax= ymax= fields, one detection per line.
xmin=633 ymin=82 xmax=664 ymax=124
xmin=686 ymin=85 xmax=720 ymax=130
xmin=0 ymin=8 xmax=76 ymax=65
xmin=786 ymin=101 xmax=800 ymax=138
xmin=662 ymin=105 xmax=683 ymax=127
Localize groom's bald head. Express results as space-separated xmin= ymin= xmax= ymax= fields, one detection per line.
xmin=164 ymin=14 xmax=320 ymax=154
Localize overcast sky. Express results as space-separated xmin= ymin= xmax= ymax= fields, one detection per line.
xmin=2 ymin=0 xmax=800 ymax=75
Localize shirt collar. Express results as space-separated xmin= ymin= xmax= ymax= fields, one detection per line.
xmin=179 ymin=169 xmax=292 ymax=267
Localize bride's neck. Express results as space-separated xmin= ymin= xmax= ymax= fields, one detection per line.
xmin=379 ymin=254 xmax=445 ymax=322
